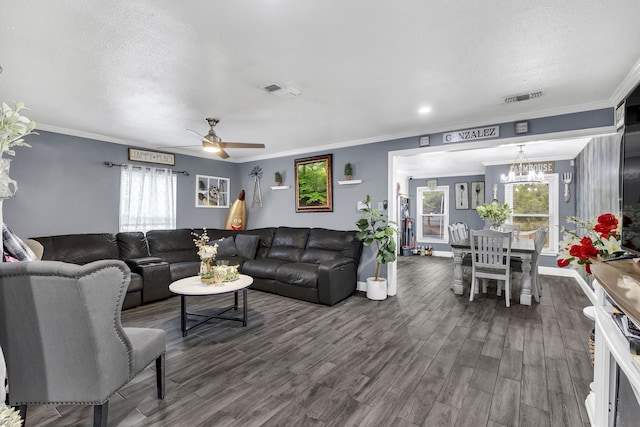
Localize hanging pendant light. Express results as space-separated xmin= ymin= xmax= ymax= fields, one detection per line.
xmin=500 ymin=144 xmax=544 ymax=184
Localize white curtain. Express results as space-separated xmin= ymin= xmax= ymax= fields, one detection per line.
xmin=119 ymin=165 xmax=177 ymax=232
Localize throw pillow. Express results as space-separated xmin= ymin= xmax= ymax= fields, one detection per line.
xmin=235 ymin=234 xmax=260 ymax=259
xmin=214 ymin=237 xmax=238 ymax=257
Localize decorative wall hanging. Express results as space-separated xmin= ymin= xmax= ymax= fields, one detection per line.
xmin=295 ymin=154 xmax=333 ymax=212
xmin=471 ymin=181 xmax=485 ymax=208
xmin=455 ymin=182 xmax=469 ymax=210
xmin=249 ymin=166 xmax=263 ymax=207
xmin=196 ymin=175 xmax=230 ymax=208
xmin=128 ymin=148 xmax=175 ymax=166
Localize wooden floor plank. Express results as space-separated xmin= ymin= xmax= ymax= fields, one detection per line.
xmin=20 ymin=256 xmax=594 ymax=427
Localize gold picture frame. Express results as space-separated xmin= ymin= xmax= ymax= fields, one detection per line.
xmin=295 ymin=154 xmax=333 ymax=212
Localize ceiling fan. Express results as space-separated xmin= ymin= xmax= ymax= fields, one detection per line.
xmin=183 ymin=118 xmax=265 ymax=159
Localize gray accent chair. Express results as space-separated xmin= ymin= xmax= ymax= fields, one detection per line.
xmin=0 ymin=260 xmax=166 ymax=426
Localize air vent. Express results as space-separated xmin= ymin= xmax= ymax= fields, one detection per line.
xmin=264 ymin=84 xmax=282 ymax=92
xmin=504 ymin=91 xmax=543 ymax=104
xmin=263 ymin=83 xmax=301 ymax=99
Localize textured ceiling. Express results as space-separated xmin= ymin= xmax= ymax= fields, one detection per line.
xmin=1 ymin=1 xmax=640 ymax=163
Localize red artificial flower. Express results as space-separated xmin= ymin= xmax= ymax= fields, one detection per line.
xmin=557 ymin=258 xmax=570 ymax=267
xmin=597 ymin=213 xmax=618 ymax=228
xmin=580 ymin=236 xmax=593 ymax=246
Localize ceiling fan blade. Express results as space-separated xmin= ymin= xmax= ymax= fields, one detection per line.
xmin=219 ymin=142 xmax=266 ymax=149
xmin=186 ymin=128 xmax=210 ymax=143
xmin=217 ymin=148 xmax=230 ymax=159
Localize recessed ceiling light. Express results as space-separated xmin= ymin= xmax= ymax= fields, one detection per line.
xmin=418 ymin=106 xmax=432 ymax=114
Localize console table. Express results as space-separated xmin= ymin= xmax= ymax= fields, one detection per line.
xmin=588 ymin=259 xmax=640 ymax=426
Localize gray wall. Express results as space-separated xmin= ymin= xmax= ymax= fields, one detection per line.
xmin=3 ymin=107 xmax=613 ymax=280
xmin=408 ymin=175 xmax=486 ymax=252
xmin=4 ymin=131 xmax=240 ymax=237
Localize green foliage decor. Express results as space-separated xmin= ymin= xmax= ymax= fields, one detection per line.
xmin=344 ymin=162 xmax=353 ymax=176
xmin=476 ymin=201 xmax=512 ymax=228
xmin=274 ymin=171 xmax=282 ymax=183
xmin=356 ymin=195 xmax=398 ymax=281
xmin=298 ymin=162 xmax=327 ymax=205
xmin=0 ymin=101 xmax=37 ymax=156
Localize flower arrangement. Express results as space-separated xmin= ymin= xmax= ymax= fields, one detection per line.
xmin=475 ymin=202 xmax=512 ymax=228
xmin=0 ymin=406 xmax=23 ymax=427
xmin=557 ymin=213 xmax=624 ymax=274
xmin=0 ymin=101 xmax=37 ymax=156
xmin=192 ymin=228 xmax=218 ymax=260
xmin=192 ymin=229 xmax=219 ymax=282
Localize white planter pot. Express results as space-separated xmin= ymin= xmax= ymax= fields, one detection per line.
xmin=367 ymin=277 xmax=388 ymax=300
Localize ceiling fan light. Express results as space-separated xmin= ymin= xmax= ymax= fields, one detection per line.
xmin=202 ymin=141 xmax=220 ymax=153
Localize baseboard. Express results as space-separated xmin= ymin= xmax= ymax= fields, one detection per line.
xmin=539 ymin=266 xmax=596 ymax=305
xmin=357 ymin=280 xmax=367 ymax=292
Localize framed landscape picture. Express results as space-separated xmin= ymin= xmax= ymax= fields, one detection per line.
xmin=454 ymin=182 xmax=469 ymax=210
xmin=295 ymin=154 xmax=333 ymax=212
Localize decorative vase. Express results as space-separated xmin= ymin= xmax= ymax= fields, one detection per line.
xmin=0 ymin=158 xmax=18 ymax=199
xmin=366 ymin=277 xmax=388 ymax=300
xmin=200 ymin=257 xmax=214 ymax=284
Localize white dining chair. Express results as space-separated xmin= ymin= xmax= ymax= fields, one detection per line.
xmin=500 ymin=224 xmax=520 ymax=240
xmin=448 ymin=222 xmax=469 ymax=244
xmin=470 ymin=229 xmax=513 ymax=307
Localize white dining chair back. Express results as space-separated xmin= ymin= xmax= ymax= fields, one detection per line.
xmin=448 ymin=222 xmax=469 ymax=244
xmin=470 ymin=229 xmax=513 ymax=307
xmin=500 ymin=224 xmax=520 ymax=240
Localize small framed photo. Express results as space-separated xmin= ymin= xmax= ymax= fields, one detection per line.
xmin=419 ymin=136 xmax=430 ymax=147
xmin=455 ymin=182 xmax=469 ymax=210
xmin=471 ymin=181 xmax=485 ymax=208
xmin=196 ymin=175 xmax=230 ymax=208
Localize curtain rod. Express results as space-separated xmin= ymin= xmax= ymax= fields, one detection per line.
xmin=104 ymin=162 xmax=189 ymax=176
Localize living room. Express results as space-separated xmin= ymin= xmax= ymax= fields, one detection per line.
xmin=2 ymin=2 xmax=640 ymax=426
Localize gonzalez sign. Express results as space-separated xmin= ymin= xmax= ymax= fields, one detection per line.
xmin=443 ymin=126 xmax=499 ymax=143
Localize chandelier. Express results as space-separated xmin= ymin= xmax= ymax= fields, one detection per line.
xmin=500 ymin=144 xmax=544 ymax=184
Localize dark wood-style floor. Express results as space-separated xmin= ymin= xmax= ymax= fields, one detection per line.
xmin=24 ymin=256 xmax=594 ymax=426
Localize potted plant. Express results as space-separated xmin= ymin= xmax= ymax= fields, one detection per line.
xmin=274 ymin=171 xmax=282 ymax=186
xmin=356 ymin=194 xmax=398 ymax=300
xmin=344 ymin=162 xmax=353 ymax=180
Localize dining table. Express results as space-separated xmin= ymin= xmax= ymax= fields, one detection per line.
xmin=450 ymin=236 xmax=536 ymax=305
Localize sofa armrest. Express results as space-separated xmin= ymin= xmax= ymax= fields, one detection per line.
xmin=317 ymin=258 xmax=358 ymax=306
xmin=125 ymin=256 xmax=167 ymax=269
xmin=125 ymin=258 xmax=172 ymax=304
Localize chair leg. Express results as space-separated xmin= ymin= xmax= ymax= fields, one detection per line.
xmin=505 ymin=278 xmax=511 ymax=308
xmin=469 ymin=277 xmax=476 ymax=301
xmin=156 ymin=353 xmax=165 ymax=399
xmin=93 ymin=402 xmax=108 ymax=427
xmin=497 ymin=280 xmax=502 ymax=296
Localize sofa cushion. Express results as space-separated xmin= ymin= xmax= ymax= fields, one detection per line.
xmin=235 ymin=234 xmax=260 ymax=259
xmin=33 ymin=233 xmax=120 ymax=264
xmin=214 ymin=237 xmax=238 ymax=257
xmin=117 ymin=232 xmax=149 ymax=259
xmin=237 ymin=228 xmax=275 ymax=259
xmin=241 ymin=258 xmax=288 ymax=280
xmin=301 ymin=248 xmax=340 ymax=263
xmin=307 ymin=228 xmax=362 ymax=261
xmin=275 ymin=263 xmax=318 ymax=288
xmin=268 ymin=246 xmax=304 ymax=262
xmin=147 ymin=229 xmax=197 ymax=263
xmin=272 ymin=227 xmax=310 ymax=249
xmin=169 ymin=261 xmax=200 ymax=282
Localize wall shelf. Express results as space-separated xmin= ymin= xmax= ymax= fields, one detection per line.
xmin=338 ymin=180 xmax=362 ymax=185
xmin=270 ymin=185 xmax=290 ymax=190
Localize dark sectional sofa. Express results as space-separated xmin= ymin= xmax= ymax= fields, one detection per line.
xmin=32 ymin=227 xmax=363 ymax=309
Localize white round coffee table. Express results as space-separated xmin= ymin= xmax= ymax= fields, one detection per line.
xmin=169 ymin=274 xmax=253 ymax=336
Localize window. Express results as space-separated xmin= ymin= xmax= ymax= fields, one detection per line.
xmin=504 ymin=174 xmax=559 ymax=254
xmin=416 ymin=186 xmax=449 ymax=243
xmin=119 ymin=166 xmax=177 ymax=232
